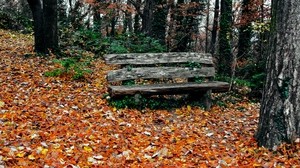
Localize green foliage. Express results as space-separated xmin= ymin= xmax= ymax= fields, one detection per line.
xmin=235 ymin=59 xmax=266 ymax=97
xmin=250 ymin=72 xmax=266 ymax=89
xmin=278 ymin=78 xmax=290 ymax=99
xmin=194 ymin=76 xmax=204 ymax=83
xmin=59 ymin=27 xmax=166 ymax=57
xmin=123 ymin=80 xmax=135 ymax=86
xmin=0 ymin=10 xmax=32 ymax=32
xmin=106 ymin=94 xmax=207 ymax=110
xmin=44 ymin=69 xmax=64 ymax=77
xmin=59 ymin=26 xmax=107 ymax=57
xmin=44 ymin=55 xmax=92 ymax=80
xmin=216 ymin=71 xmax=266 ymax=98
xmin=107 ymin=95 xmax=183 ymax=110
xmin=107 ymin=33 xmax=167 ymax=54
xmin=185 ymin=61 xmax=202 ymax=69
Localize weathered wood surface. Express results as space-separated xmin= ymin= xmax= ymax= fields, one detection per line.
xmin=108 ymin=81 xmax=230 ymax=97
xmin=104 ymin=52 xmax=213 ymax=65
xmin=107 ymin=67 xmax=215 ymax=82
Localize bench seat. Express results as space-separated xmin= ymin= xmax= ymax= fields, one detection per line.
xmin=108 ymin=81 xmax=229 ymax=97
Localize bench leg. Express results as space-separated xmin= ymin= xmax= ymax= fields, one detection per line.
xmin=203 ymin=90 xmax=212 ymax=110
xmin=188 ymin=90 xmax=212 ymax=110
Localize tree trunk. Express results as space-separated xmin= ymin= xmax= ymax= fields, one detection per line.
xmin=205 ymin=0 xmax=210 ymax=53
xmin=142 ymin=0 xmax=154 ymax=35
xmin=237 ymin=0 xmax=253 ymax=59
xmin=27 ymin=0 xmax=58 ymax=54
xmin=256 ymin=0 xmax=300 ymax=149
xmin=151 ymin=0 xmax=168 ymax=45
xmin=27 ymin=0 xmax=45 ymax=53
xmin=133 ymin=0 xmax=141 ymax=33
xmin=43 ymin=0 xmax=58 ymax=52
xmin=218 ymin=0 xmax=233 ymax=76
xmin=210 ymin=0 xmax=219 ymax=55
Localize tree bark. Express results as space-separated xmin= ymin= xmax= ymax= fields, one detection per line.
xmin=27 ymin=0 xmax=58 ymax=54
xmin=218 ymin=0 xmax=233 ymax=76
xmin=142 ymin=0 xmax=154 ymax=35
xmin=210 ymin=0 xmax=219 ymax=55
xmin=151 ymin=0 xmax=168 ymax=45
xmin=237 ymin=0 xmax=253 ymax=59
xmin=27 ymin=0 xmax=45 ymax=53
xmin=205 ymin=0 xmax=210 ymax=53
xmin=256 ymin=0 xmax=300 ymax=149
xmin=43 ymin=0 xmax=58 ymax=52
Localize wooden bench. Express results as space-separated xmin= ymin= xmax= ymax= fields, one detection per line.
xmin=104 ymin=52 xmax=229 ymax=109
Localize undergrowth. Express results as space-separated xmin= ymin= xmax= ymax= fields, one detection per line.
xmin=105 ymin=94 xmax=205 ymax=110
xmin=44 ymin=55 xmax=92 ymax=80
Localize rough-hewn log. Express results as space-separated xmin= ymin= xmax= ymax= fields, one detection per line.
xmin=104 ymin=52 xmax=213 ymax=65
xmin=107 ymin=67 xmax=215 ymax=82
xmin=108 ymin=81 xmax=230 ymax=97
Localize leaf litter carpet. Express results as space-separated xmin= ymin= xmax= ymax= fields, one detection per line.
xmin=0 ymin=29 xmax=299 ymax=167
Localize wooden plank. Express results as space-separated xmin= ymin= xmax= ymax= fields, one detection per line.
xmin=107 ymin=67 xmax=215 ymax=82
xmin=108 ymin=81 xmax=230 ymax=97
xmin=104 ymin=52 xmax=213 ymax=65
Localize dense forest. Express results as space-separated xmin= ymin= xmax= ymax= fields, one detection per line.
xmin=0 ymin=0 xmax=299 ymax=167
xmin=1 ymin=0 xmax=271 ymax=88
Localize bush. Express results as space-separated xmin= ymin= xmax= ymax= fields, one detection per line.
xmin=44 ymin=53 xmax=92 ymax=80
xmin=107 ymin=33 xmax=167 ymax=54
xmin=235 ymin=59 xmax=266 ymax=97
xmin=59 ymin=25 xmax=167 ymax=57
xmin=0 ymin=10 xmax=32 ymax=32
xmin=59 ymin=26 xmax=108 ymax=57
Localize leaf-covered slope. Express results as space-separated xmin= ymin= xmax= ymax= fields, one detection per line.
xmin=0 ymin=29 xmax=299 ymax=167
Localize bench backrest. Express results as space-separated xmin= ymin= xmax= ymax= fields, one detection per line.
xmin=104 ymin=52 xmax=215 ymax=83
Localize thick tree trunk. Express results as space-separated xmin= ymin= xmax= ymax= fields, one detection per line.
xmin=43 ymin=0 xmax=58 ymax=52
xmin=27 ymin=0 xmax=45 ymax=53
xmin=27 ymin=0 xmax=58 ymax=54
xmin=256 ymin=0 xmax=300 ymax=149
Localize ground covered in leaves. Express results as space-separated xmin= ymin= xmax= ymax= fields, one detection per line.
xmin=0 ymin=29 xmax=299 ymax=167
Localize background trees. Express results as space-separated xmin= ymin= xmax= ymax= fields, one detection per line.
xmin=1 ymin=0 xmax=271 ymax=95
xmin=256 ymin=0 xmax=300 ymax=149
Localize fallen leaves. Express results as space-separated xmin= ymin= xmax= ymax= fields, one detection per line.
xmin=0 ymin=29 xmax=299 ymax=167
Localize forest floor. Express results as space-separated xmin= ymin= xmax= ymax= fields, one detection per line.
xmin=0 ymin=29 xmax=299 ymax=167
